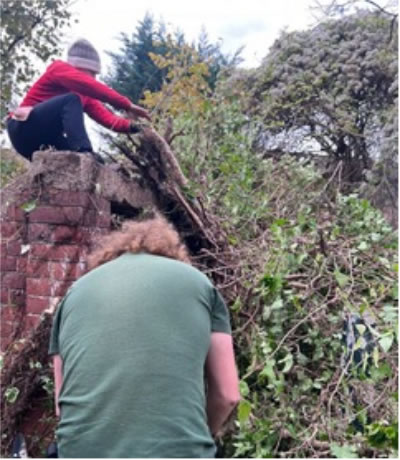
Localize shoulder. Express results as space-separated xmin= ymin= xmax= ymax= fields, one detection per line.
xmin=47 ymin=60 xmax=80 ymax=74
xmin=134 ymin=253 xmax=213 ymax=287
xmin=158 ymin=254 xmax=211 ymax=281
xmin=47 ymin=60 xmax=66 ymax=71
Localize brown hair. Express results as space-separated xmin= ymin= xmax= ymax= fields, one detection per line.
xmin=87 ymin=215 xmax=190 ymax=270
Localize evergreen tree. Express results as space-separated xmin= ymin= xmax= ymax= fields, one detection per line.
xmin=106 ymin=13 xmax=242 ymax=103
xmin=195 ymin=28 xmax=243 ymax=90
xmin=106 ymin=13 xmax=169 ymax=103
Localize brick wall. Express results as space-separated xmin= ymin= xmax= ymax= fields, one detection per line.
xmin=1 ymin=150 xmax=154 ymax=351
xmin=1 ymin=191 xmax=110 ymax=350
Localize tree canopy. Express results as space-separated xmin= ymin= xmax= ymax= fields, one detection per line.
xmin=251 ymin=11 xmax=398 ymax=183
xmin=105 ymin=12 xmax=242 ymax=105
xmin=0 ymin=0 xmax=74 ymax=118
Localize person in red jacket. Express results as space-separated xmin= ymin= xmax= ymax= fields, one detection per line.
xmin=7 ymin=38 xmax=151 ymax=163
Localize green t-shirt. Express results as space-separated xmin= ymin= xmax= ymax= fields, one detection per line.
xmin=49 ymin=253 xmax=231 ymax=458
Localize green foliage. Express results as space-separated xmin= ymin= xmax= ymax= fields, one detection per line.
xmin=4 ymin=386 xmax=19 ymax=404
xmin=366 ymin=421 xmax=398 ymax=450
xmin=105 ymin=14 xmax=170 ymax=104
xmin=330 ymin=442 xmax=359 ymax=458
xmin=106 ymin=13 xmax=241 ymax=105
xmin=251 ymin=10 xmax=398 ymax=183
xmin=0 ymin=148 xmax=27 ymax=186
xmin=0 ymin=0 xmax=75 ymax=117
xmin=150 ymin=86 xmax=398 ymax=457
xmin=141 ymin=39 xmax=212 ymax=118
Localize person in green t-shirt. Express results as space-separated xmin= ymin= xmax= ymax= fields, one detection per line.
xmin=49 ymin=215 xmax=240 ymax=458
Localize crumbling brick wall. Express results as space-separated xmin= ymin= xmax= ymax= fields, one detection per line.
xmin=1 ymin=150 xmax=154 ymax=351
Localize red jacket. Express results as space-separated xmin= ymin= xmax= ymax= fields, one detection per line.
xmin=18 ymin=60 xmax=132 ymax=132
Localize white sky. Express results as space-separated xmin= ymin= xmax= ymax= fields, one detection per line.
xmin=65 ymin=0 xmax=318 ymax=71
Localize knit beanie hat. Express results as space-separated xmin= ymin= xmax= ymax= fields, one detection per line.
xmin=67 ymin=38 xmax=101 ymax=74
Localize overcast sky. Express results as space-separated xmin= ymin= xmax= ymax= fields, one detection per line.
xmin=65 ymin=0 xmax=319 ymax=71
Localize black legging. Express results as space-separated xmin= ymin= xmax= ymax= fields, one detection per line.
xmin=7 ymin=93 xmax=93 ymax=161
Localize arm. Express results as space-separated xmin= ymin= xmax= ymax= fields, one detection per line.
xmin=84 ymin=98 xmax=132 ymax=132
xmin=50 ymin=61 xmax=150 ymax=121
xmin=51 ymin=62 xmax=132 ymax=110
xmin=205 ymin=332 xmax=241 ymax=437
xmin=53 ymin=354 xmax=63 ymax=418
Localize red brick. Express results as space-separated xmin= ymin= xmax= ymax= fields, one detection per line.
xmin=1 ymin=336 xmax=12 ymax=352
xmin=28 ymin=223 xmax=52 ymax=242
xmin=26 ymin=259 xmax=50 ymax=278
xmin=1 ymin=222 xmax=20 ymax=238
xmin=51 ymin=261 xmax=86 ymax=280
xmin=1 ymin=320 xmax=16 ymax=336
xmin=17 ymin=256 xmax=27 ymax=272
xmin=26 ymin=278 xmax=70 ymax=297
xmin=91 ymin=196 xmax=110 ymax=213
xmin=9 ymin=289 xmax=25 ymax=306
xmin=1 ymin=289 xmax=9 ymax=304
xmin=82 ymin=210 xmax=97 ymax=226
xmin=53 ymin=282 xmax=71 ymax=297
xmin=23 ymin=314 xmax=41 ymax=334
xmin=1 ymin=306 xmax=18 ymax=322
xmin=51 ymin=226 xmax=81 ymax=243
xmin=26 ymin=296 xmax=50 ymax=314
xmin=1 ymin=321 xmax=16 ymax=351
xmin=1 ymin=256 xmax=17 ymax=271
xmin=45 ymin=190 xmax=110 ymax=212
xmin=29 ymin=206 xmax=67 ymax=224
xmin=7 ymin=206 xmax=25 ymax=222
xmin=76 ymin=228 xmax=94 ymax=244
xmin=7 ymin=241 xmax=21 ymax=256
xmin=2 ymin=272 xmax=25 ymax=289
xmin=26 ymin=278 xmax=53 ymax=296
xmin=63 ymin=207 xmax=88 ymax=225
xmin=47 ymin=190 xmax=91 ymax=207
xmin=30 ymin=244 xmax=81 ymax=261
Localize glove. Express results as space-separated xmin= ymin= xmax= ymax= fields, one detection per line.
xmin=130 ymin=121 xmax=141 ymax=134
xmin=127 ymin=103 xmax=151 ymax=122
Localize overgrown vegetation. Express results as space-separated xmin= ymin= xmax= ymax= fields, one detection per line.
xmin=157 ymin=95 xmax=398 ymax=458
xmin=108 ymin=41 xmax=398 ymax=455
xmin=0 ymin=148 xmax=28 ymax=187
xmin=0 ymin=4 xmax=398 ymax=458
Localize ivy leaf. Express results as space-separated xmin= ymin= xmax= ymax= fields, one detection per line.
xmin=5 ymin=386 xmax=20 ymax=404
xmin=238 ymin=399 xmax=252 ymax=423
xmin=271 ymin=297 xmax=283 ymax=310
xmin=330 ymin=443 xmax=358 ymax=458
xmin=355 ymin=324 xmax=366 ymax=335
xmin=259 ymin=360 xmax=277 ymax=384
xmin=239 ymin=380 xmax=249 ymax=398
xmin=379 ymin=334 xmax=394 ymax=353
xmin=278 ymin=353 xmax=294 ymax=373
xmin=358 ymin=241 xmax=369 ymax=251
xmin=20 ymin=200 xmax=37 ymax=213
xmin=334 ymin=269 xmax=349 ymax=288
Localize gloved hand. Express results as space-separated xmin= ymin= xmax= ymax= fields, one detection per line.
xmin=130 ymin=121 xmax=141 ymax=134
xmin=126 ymin=103 xmax=151 ymax=122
